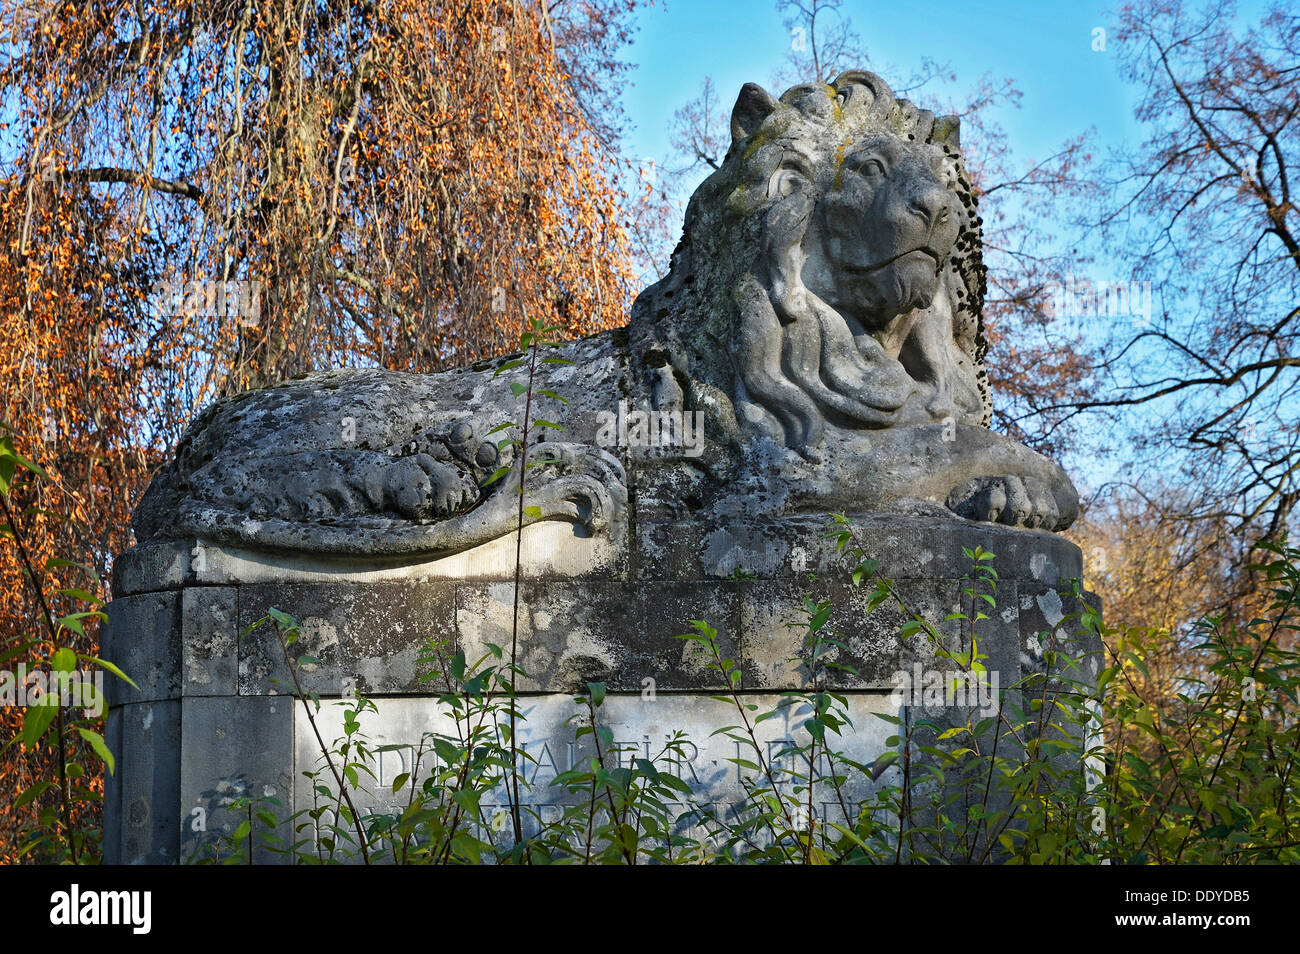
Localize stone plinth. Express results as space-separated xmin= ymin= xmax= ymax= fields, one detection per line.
xmin=102 ymin=513 xmax=1099 ymax=863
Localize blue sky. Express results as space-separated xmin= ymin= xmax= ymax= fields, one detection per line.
xmin=618 ymin=0 xmax=1143 ymax=177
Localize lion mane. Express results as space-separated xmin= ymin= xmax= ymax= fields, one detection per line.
xmin=631 ymin=70 xmax=990 ymax=460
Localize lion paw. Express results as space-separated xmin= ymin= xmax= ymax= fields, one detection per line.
xmin=946 ymin=475 xmax=1064 ymax=531
xmin=377 ymin=453 xmax=479 ymax=522
xmin=236 ymin=450 xmax=481 ymax=524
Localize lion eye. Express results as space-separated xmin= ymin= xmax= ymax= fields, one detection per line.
xmin=857 ymin=158 xmax=886 ymax=177
xmin=767 ymin=167 xmax=805 ymax=199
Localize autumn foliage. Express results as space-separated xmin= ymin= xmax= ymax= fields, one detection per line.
xmin=0 ymin=0 xmax=643 ymax=858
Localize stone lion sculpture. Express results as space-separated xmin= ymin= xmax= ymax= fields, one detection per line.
xmin=133 ymin=71 xmax=1077 ymax=558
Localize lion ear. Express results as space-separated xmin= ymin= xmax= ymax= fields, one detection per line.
xmin=730 ymin=82 xmax=779 ymax=147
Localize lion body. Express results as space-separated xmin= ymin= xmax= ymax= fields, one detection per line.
xmin=133 ymin=72 xmax=1078 ymax=556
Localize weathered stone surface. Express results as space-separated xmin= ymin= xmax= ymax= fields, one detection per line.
xmin=739 ymin=576 xmax=1022 ymax=692
xmin=135 ymin=339 xmax=631 ymax=557
xmin=634 ymin=513 xmax=1081 ymax=582
xmin=456 ymin=581 xmax=742 ymax=692
xmin=1015 ymin=585 xmax=1106 ymax=771
xmin=113 ymin=527 xmax=626 ymax=598
xmin=179 ymin=696 xmax=294 ymax=864
xmin=236 ymin=582 xmax=456 ymax=696
xmin=104 ymin=512 xmax=1094 ymax=862
xmin=110 ymin=540 xmax=192 ymax=598
xmin=292 ymin=693 xmax=902 ymax=847
xmin=182 ymin=587 xmax=238 ymax=696
xmin=101 ymin=591 xmax=180 ymax=707
xmin=1017 ymin=586 xmax=1105 ymax=688
xmin=104 ymin=700 xmax=180 ymax=865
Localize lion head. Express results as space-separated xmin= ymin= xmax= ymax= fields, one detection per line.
xmin=808 ymin=131 xmax=963 ymax=322
xmin=632 ymin=71 xmax=990 ymax=459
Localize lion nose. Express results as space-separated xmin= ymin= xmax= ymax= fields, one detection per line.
xmin=908 ymin=183 xmax=951 ymax=228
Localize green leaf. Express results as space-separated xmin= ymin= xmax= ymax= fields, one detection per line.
xmin=57 ymin=588 xmax=100 ymax=605
xmin=77 ymin=655 xmax=139 ymax=691
xmin=587 ymin=682 xmax=607 ymax=707
xmin=51 ymin=647 xmax=76 ymax=673
xmin=870 ymin=751 xmax=900 ymax=780
xmin=267 ymin=607 xmax=297 ymax=629
xmin=56 ymin=615 xmax=85 ymax=637
xmin=450 ymin=833 xmax=482 ymax=864
xmin=451 ymin=789 xmax=480 ymax=813
xmin=13 ymin=780 xmax=56 ymax=811
xmin=10 ymin=449 xmax=47 ymax=478
xmin=77 ymin=728 xmax=115 ymax=775
xmin=510 ymin=381 xmax=528 ymax=397
xmin=22 ymin=703 xmax=57 ymax=749
xmin=493 ymin=359 xmax=526 ymax=376
xmin=523 ymin=505 xmax=542 ymax=520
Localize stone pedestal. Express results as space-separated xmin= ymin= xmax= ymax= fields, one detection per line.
xmin=102 ymin=513 xmax=1099 ymax=863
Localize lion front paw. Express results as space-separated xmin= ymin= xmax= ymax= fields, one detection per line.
xmin=372 ymin=453 xmax=480 ymax=522
xmin=946 ymin=475 xmax=1067 ymax=531
xmin=374 ymin=419 xmax=516 ymax=522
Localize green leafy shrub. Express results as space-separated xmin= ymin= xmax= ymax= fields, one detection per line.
xmin=189 ymin=526 xmax=1298 ymax=864
xmin=0 ymin=426 xmax=135 ymax=863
